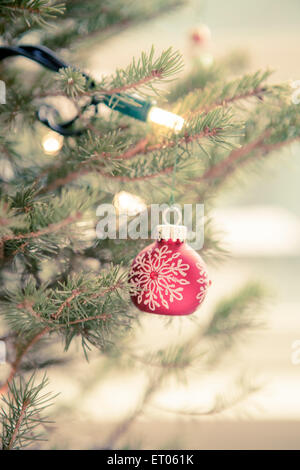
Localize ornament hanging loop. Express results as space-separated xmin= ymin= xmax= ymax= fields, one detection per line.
xmin=162 ymin=206 xmax=182 ymax=226
xmin=157 ymin=206 xmax=187 ymax=242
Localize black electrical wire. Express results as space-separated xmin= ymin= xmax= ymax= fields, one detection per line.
xmin=0 ymin=44 xmax=69 ymax=71
xmin=0 ymin=44 xmax=97 ymax=135
xmin=0 ymin=44 xmax=154 ymax=135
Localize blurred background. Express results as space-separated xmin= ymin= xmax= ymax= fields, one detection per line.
xmin=3 ymin=0 xmax=300 ymax=449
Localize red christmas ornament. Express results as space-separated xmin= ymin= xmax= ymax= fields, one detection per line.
xmin=129 ymin=223 xmax=211 ymax=316
xmin=190 ymin=24 xmax=211 ymax=47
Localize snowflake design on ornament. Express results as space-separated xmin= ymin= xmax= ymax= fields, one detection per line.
xmin=129 ymin=245 xmax=190 ymax=311
xmin=196 ymin=262 xmax=210 ymax=303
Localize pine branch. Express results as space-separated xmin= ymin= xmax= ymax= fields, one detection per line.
xmin=168 ymin=50 xmax=250 ymax=102
xmin=6 ymin=400 xmax=29 ymax=450
xmin=197 ymin=132 xmax=300 ymax=186
xmin=0 ymin=284 xmax=120 ymax=396
xmin=35 ymin=169 xmax=90 ymax=195
xmin=34 ymin=107 xmax=240 ymax=192
xmin=203 ymin=282 xmax=266 ymax=353
xmin=0 ymin=268 xmax=132 ymax=386
xmin=199 ymin=131 xmax=271 ymax=182
xmin=40 ymin=0 xmax=184 ymax=50
xmin=0 ymin=374 xmax=55 ymax=450
xmin=128 ymin=344 xmax=193 ymax=371
xmin=0 ymin=327 xmax=50 ymax=396
xmin=99 ymin=165 xmax=175 ymax=183
xmin=106 ymin=46 xmax=183 ymax=94
xmin=175 ymin=71 xmax=276 ymax=117
xmin=0 ymin=0 xmax=65 ymax=28
xmin=0 ymin=209 xmax=83 ymax=262
xmin=0 ymin=200 xmax=28 ymax=239
xmin=185 ymin=100 xmax=300 ymax=188
xmin=154 ymin=376 xmax=260 ymax=418
xmin=2 ymin=212 xmax=82 ymax=243
xmin=0 ymin=187 xmax=101 ymax=261
xmin=51 ymin=288 xmax=82 ymax=320
xmin=52 ymin=47 xmax=184 ymax=100
xmin=113 ymin=138 xmax=149 ymax=160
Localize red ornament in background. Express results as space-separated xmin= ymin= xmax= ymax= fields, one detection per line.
xmin=129 ymin=222 xmax=211 ymax=316
xmin=189 ymin=24 xmax=211 ymax=47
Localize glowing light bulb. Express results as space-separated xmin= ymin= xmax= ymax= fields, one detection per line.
xmin=42 ymin=132 xmax=64 ymax=155
xmin=114 ymin=191 xmax=147 ymax=216
xmin=147 ymin=107 xmax=184 ymax=132
xmin=199 ymin=52 xmax=214 ymax=68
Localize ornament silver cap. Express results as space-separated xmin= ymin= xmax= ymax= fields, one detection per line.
xmin=156 ymin=224 xmax=187 ymax=242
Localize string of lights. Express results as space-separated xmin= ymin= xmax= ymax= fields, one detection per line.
xmin=0 ymin=44 xmax=184 ymax=136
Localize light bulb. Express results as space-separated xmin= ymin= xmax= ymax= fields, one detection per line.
xmin=199 ymin=52 xmax=214 ymax=68
xmin=114 ymin=191 xmax=147 ymax=216
xmin=42 ymin=132 xmax=64 ymax=155
xmin=147 ymin=106 xmax=184 ymax=132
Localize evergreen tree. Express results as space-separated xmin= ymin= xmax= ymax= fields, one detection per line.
xmin=0 ymin=0 xmax=298 ymax=450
